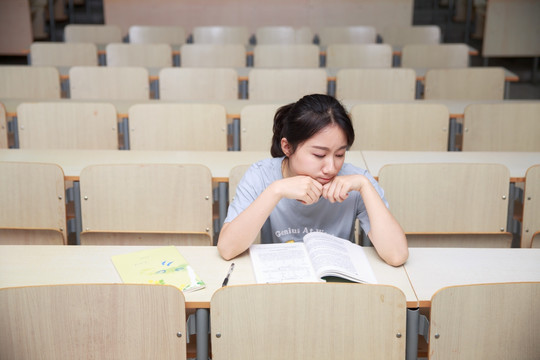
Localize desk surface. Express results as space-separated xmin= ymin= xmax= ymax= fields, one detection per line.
xmin=404 ymin=247 xmax=540 ymax=307
xmin=361 ymin=150 xmax=540 ymax=182
xmin=0 ymin=149 xmax=367 ymax=182
xmin=0 ymin=245 xmax=418 ymax=307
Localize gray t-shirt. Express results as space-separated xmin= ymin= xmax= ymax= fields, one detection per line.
xmin=224 ymin=157 xmax=388 ymax=243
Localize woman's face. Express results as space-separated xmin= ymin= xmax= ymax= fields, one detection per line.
xmin=282 ymin=124 xmax=348 ymax=185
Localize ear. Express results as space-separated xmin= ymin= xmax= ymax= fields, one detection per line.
xmin=280 ymin=138 xmax=291 ymax=157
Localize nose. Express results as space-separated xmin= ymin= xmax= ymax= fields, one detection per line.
xmin=322 ymin=157 xmax=337 ymax=175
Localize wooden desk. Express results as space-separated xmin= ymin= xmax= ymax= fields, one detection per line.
xmin=404 ymin=247 xmax=540 ymax=308
xmin=0 ymin=244 xmax=417 ymax=360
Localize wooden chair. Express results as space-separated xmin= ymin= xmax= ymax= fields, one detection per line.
xmin=0 ymin=161 xmax=67 ymax=245
xmin=248 ymin=68 xmax=327 ymax=101
xmin=253 ymin=44 xmax=320 ymax=68
xmin=180 ymin=44 xmax=246 ymax=68
xmin=377 ymin=163 xmax=512 ymax=247
xmin=128 ymin=103 xmax=228 ymax=151
xmin=424 ymin=67 xmax=506 ymax=100
xmin=69 ymin=66 xmax=150 ymax=100
xmin=0 ymin=66 xmax=61 ymax=99
xmin=30 ymin=42 xmax=98 ymax=67
xmin=318 ymin=26 xmax=377 ymax=46
xmin=462 ymin=102 xmax=540 ymax=151
xmin=522 ymin=165 xmax=540 ymax=248
xmin=401 ymin=43 xmax=469 ymax=69
xmin=379 ymin=25 xmax=441 ymax=47
xmin=192 ymin=26 xmax=250 ymax=46
xmin=16 ymin=102 xmax=118 ymax=149
xmin=64 ymin=24 xmax=123 ymax=45
xmin=128 ymin=25 xmax=186 ymax=46
xmin=0 ymin=103 xmax=7 ymax=149
xmin=429 ymin=282 xmax=540 ymax=359
xmin=255 ymin=26 xmax=313 ymax=44
xmin=159 ymin=68 xmax=238 ymax=101
xmin=79 ymin=163 xmax=213 ymax=245
xmin=349 ymin=103 xmax=449 ymax=151
xmin=335 ymin=68 xmax=416 ymax=100
xmin=210 ymin=283 xmax=407 ymax=359
xmin=0 ymin=284 xmax=187 ymax=360
xmin=239 ymin=103 xmax=283 ymax=151
xmin=105 ymin=43 xmax=173 ymax=68
xmin=325 ymin=44 xmax=393 ymax=68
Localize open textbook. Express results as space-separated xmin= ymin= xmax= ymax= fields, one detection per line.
xmin=249 ymin=232 xmax=377 ymax=284
xmin=111 ymin=246 xmax=205 ymax=293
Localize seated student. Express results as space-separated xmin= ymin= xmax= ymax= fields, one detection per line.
xmin=218 ymin=94 xmax=408 ymax=266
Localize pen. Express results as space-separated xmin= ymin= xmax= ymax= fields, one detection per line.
xmin=222 ymin=262 xmax=235 ymax=287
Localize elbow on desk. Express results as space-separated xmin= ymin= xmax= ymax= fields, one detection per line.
xmin=385 ymin=247 xmax=409 ymax=267
xmin=217 ymin=241 xmax=237 ymax=261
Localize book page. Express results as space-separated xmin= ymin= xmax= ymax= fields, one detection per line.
xmin=249 ymin=243 xmax=320 ymax=283
xmin=303 ymin=232 xmax=377 ymax=284
xmin=111 ymin=246 xmax=206 ymax=292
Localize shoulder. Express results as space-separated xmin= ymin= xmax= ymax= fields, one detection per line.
xmin=242 ymin=157 xmax=284 ymax=187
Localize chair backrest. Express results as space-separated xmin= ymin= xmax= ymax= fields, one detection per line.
xmin=0 ymin=66 xmax=61 ymax=99
xmin=401 ymin=43 xmax=469 ymax=68
xmin=253 ymin=44 xmax=320 ymax=68
xmin=211 ymin=283 xmax=406 ymax=360
xmin=192 ymin=26 xmax=250 ymax=45
xmin=318 ymin=26 xmax=377 ymax=46
xmin=349 ymin=103 xmax=449 ymax=151
xmin=69 ymin=66 xmax=150 ymax=100
xmin=0 ymin=284 xmax=187 ymax=360
xmin=424 ymin=67 xmax=506 ymax=100
xmin=64 ymin=24 xmax=123 ymax=45
xmin=379 ymin=25 xmax=441 ymax=47
xmin=523 ymin=165 xmax=540 ymax=248
xmin=239 ymin=103 xmax=282 ymax=151
xmin=255 ymin=26 xmax=295 ymax=44
xmin=30 ymin=42 xmax=98 ymax=67
xmin=0 ymin=103 xmax=7 ymax=149
xmin=335 ymin=68 xmax=416 ymax=100
xmin=0 ymin=162 xmax=66 ymax=244
xmin=429 ymin=282 xmax=540 ymax=359
xmin=462 ymin=102 xmax=540 ymax=151
xmin=16 ymin=102 xmax=118 ymax=149
xmin=105 ymin=43 xmax=173 ymax=67
xmin=377 ymin=163 xmax=512 ymax=247
xmin=128 ymin=103 xmax=228 ymax=151
xmin=180 ymin=44 xmax=246 ymax=68
xmin=80 ymin=163 xmax=213 ymax=245
xmin=248 ymin=68 xmax=327 ymax=101
xmin=326 ymin=44 xmax=393 ymax=68
xmin=128 ymin=25 xmax=186 ymax=46
xmin=159 ymin=68 xmax=238 ymax=101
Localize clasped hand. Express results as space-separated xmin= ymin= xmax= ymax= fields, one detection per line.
xmin=277 ymin=175 xmax=366 ymax=205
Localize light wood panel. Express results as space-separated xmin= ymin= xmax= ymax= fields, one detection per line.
xmin=248 ymin=68 xmax=327 ymax=101
xmin=180 ymin=44 xmax=246 ymax=68
xmin=17 ymin=102 xmax=118 ymax=149
xmin=326 ymin=44 xmax=393 ymax=68
xmin=462 ymin=102 xmax=540 ymax=151
xmin=379 ymin=25 xmax=441 ymax=46
xmin=69 ymin=66 xmax=150 ymax=100
xmin=335 ymin=68 xmax=416 ymax=100
xmin=192 ymin=26 xmax=250 ymax=45
xmin=255 ymin=26 xmax=313 ymax=44
xmin=30 ymin=42 xmax=99 ymax=67
xmin=429 ymin=282 xmax=540 ymax=359
xmin=64 ymin=24 xmax=123 ymax=44
xmin=253 ymin=44 xmax=320 ymax=68
xmin=0 ymin=103 xmax=7 ymax=149
xmin=239 ymin=103 xmax=283 ymax=151
xmin=211 ymin=283 xmax=406 ymax=360
xmin=522 ymin=165 xmax=540 ymax=248
xmin=159 ymin=68 xmax=238 ymax=101
xmin=105 ymin=43 xmax=173 ymax=67
xmin=0 ymin=162 xmax=66 ymax=244
xmin=80 ymin=164 xmax=213 ymax=245
xmin=349 ymin=103 xmax=449 ymax=151
xmin=401 ymin=43 xmax=469 ymax=68
xmin=318 ymin=25 xmax=377 ymax=46
xmin=128 ymin=25 xmax=187 ymax=45
xmin=128 ymin=103 xmax=228 ymax=151
xmin=424 ymin=67 xmax=505 ymax=100
xmin=0 ymin=66 xmax=61 ymax=99
xmin=0 ymin=284 xmax=187 ymax=360
xmin=377 ymin=163 xmax=512 ymax=247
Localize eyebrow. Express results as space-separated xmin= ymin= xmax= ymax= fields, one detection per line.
xmin=311 ymin=145 xmax=348 ymax=151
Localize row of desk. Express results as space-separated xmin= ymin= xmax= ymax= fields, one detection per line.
xmin=1 ymin=244 xmax=539 ymax=359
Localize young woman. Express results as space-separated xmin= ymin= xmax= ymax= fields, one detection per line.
xmin=218 ymin=94 xmax=408 ymax=266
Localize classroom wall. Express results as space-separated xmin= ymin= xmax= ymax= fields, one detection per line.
xmin=103 ymin=0 xmax=413 ymax=36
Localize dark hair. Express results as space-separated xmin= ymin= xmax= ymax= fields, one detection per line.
xmin=270 ymin=94 xmax=355 ymax=157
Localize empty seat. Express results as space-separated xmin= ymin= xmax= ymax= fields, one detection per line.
xmin=379 ymin=25 xmax=441 ymax=47
xmin=159 ymin=67 xmax=239 ymax=100
xmin=523 ymin=165 xmax=540 ymax=248
xmin=105 ymin=43 xmax=173 ymax=68
xmin=239 ymin=103 xmax=283 ymax=151
xmin=180 ymin=44 xmax=246 ymax=68
xmin=192 ymin=26 xmax=250 ymax=46
xmin=253 ymin=44 xmax=320 ymax=68
xmin=0 ymin=65 xmax=61 ymax=99
xmin=326 ymin=44 xmax=393 ymax=68
xmin=318 ymin=26 xmax=377 ymax=46
xmin=401 ymin=43 xmax=469 ymax=68
xmin=335 ymin=68 xmax=416 ymax=100
xmin=30 ymin=42 xmax=98 ymax=67
xmin=64 ymin=24 xmax=123 ymax=45
xmin=248 ymin=68 xmax=327 ymax=101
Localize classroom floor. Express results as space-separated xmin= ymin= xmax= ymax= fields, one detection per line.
xmin=1 ymin=0 xmax=539 ymax=99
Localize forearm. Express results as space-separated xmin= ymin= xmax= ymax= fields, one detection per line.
xmin=360 ymin=182 xmax=409 ymax=266
xmin=217 ymin=185 xmax=282 ymax=260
